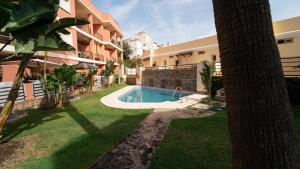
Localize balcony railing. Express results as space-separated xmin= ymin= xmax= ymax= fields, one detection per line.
xmin=78 ymin=51 xmax=93 ymax=60
xmin=94 ymin=32 xmax=103 ymax=41
xmin=111 ymin=39 xmax=116 ymax=45
xmin=95 ymin=53 xmax=104 ymax=61
xmin=0 ymin=32 xmax=13 ymax=44
xmin=77 ymin=25 xmax=91 ymax=34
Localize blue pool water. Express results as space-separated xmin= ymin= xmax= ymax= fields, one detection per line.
xmin=118 ymin=87 xmax=188 ymax=103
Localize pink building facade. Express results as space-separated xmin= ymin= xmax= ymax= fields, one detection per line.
xmin=0 ymin=0 xmax=124 ymax=82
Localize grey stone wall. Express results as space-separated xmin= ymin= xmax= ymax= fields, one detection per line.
xmin=142 ymin=68 xmax=197 ymax=91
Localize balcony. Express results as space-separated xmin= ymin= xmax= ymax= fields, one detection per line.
xmin=78 ymin=51 xmax=93 ymax=60
xmin=95 ymin=53 xmax=104 ymax=62
xmin=111 ymin=57 xmax=117 ymax=63
xmin=77 ymin=25 xmax=91 ymax=35
xmin=111 ymin=39 xmax=116 ymax=45
xmin=94 ymin=32 xmax=103 ymax=41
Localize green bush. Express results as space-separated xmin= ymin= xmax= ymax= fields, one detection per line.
xmin=114 ymin=75 xmax=119 ymax=84
xmin=212 ymin=77 xmax=223 ymax=98
xmin=286 ymin=77 xmax=300 ymax=105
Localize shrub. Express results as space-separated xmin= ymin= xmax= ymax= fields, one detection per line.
xmin=212 ymin=77 xmax=223 ymax=98
xmin=286 ymin=77 xmax=300 ymax=105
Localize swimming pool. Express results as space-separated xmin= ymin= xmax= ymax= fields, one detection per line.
xmin=101 ymin=86 xmax=206 ymax=109
xmin=118 ymin=87 xmax=188 ymax=103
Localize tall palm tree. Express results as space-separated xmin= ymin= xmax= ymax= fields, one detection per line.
xmin=103 ymin=60 xmax=115 ymax=86
xmin=212 ymin=0 xmax=299 ymax=168
xmin=0 ymin=0 xmax=89 ymax=135
xmin=47 ymin=64 xmax=77 ymax=108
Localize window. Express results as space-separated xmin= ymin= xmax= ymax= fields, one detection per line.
xmin=164 ymin=60 xmax=167 ymax=66
xmin=198 ymin=51 xmax=205 ymax=55
xmin=175 ymin=60 xmax=179 ymax=66
xmin=277 ymin=38 xmax=293 ymax=45
xmin=212 ymin=55 xmax=217 ymax=61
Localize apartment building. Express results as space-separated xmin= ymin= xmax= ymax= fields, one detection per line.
xmin=126 ymin=32 xmax=158 ymax=59
xmin=142 ymin=16 xmax=300 ymax=77
xmin=0 ymin=0 xmax=124 ymax=82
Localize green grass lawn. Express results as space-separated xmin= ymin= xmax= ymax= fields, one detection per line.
xmin=2 ymin=85 xmax=151 ymax=169
xmin=150 ymin=106 xmax=300 ymax=169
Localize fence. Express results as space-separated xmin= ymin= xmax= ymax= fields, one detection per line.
xmin=0 ymin=82 xmax=25 ymax=107
xmin=0 ymin=32 xmax=12 ymax=44
xmin=125 ymin=67 xmax=136 ymax=75
xmin=0 ymin=80 xmax=74 ymax=109
xmin=32 ymin=80 xmax=45 ymax=99
xmin=281 ymin=56 xmax=300 ymax=77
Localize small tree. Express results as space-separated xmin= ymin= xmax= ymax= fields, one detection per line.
xmin=76 ymin=73 xmax=88 ymax=95
xmin=123 ymin=41 xmax=133 ymax=60
xmin=47 ymin=64 xmax=77 ymax=108
xmin=103 ymin=60 xmax=115 ymax=86
xmin=0 ymin=0 xmax=89 ymax=135
xmin=199 ymin=61 xmax=216 ymax=110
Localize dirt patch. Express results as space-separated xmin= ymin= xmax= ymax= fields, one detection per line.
xmin=90 ymin=108 xmax=214 ymax=169
xmin=0 ymin=134 xmax=44 ymax=169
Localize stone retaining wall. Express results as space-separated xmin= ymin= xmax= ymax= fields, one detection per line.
xmin=126 ymin=75 xmax=137 ymax=85
xmin=142 ymin=67 xmax=197 ymax=91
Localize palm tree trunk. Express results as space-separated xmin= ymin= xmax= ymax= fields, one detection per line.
xmin=56 ymin=84 xmax=63 ymax=108
xmin=43 ymin=52 xmax=50 ymax=105
xmin=208 ymin=68 xmax=212 ymax=110
xmin=0 ymin=53 xmax=33 ymax=135
xmin=105 ymin=76 xmax=109 ymax=87
xmin=212 ymin=0 xmax=299 ymax=168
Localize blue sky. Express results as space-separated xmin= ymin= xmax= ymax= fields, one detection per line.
xmin=92 ymin=0 xmax=300 ymax=44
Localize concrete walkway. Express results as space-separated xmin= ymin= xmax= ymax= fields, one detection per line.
xmin=90 ymin=108 xmax=214 ymax=169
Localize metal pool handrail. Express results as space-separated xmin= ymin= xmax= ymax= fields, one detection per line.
xmin=172 ymin=87 xmax=183 ymax=102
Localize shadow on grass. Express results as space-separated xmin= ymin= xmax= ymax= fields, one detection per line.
xmin=50 ymin=104 xmax=147 ymax=169
xmin=1 ymin=94 xmax=148 ymax=169
xmin=1 ymin=108 xmax=64 ymax=143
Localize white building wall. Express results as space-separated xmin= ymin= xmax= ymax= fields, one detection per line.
xmin=126 ymin=32 xmax=157 ymax=59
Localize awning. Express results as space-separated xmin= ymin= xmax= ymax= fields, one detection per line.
xmin=0 ymin=59 xmax=62 ymax=68
xmin=30 ymin=59 xmax=62 ymax=67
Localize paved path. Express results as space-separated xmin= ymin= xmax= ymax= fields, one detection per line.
xmin=90 ymin=108 xmax=214 ymax=169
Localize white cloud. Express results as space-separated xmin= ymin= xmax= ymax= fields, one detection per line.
xmin=108 ymin=0 xmax=139 ymax=21
xmin=138 ymin=0 xmax=215 ymax=43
